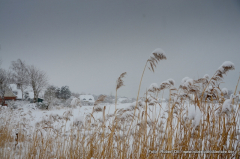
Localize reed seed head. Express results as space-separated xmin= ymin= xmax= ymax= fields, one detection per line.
xmin=148 ymin=48 xmax=167 ymax=72
xmin=116 ymin=72 xmax=127 ymax=90
xmin=94 ymin=95 xmax=106 ymax=106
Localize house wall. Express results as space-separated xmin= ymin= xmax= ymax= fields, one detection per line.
xmin=0 ymin=97 xmax=17 ymax=106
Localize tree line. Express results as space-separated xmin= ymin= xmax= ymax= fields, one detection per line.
xmin=0 ymin=59 xmax=72 ymax=106
xmin=0 ymin=59 xmax=48 ymax=105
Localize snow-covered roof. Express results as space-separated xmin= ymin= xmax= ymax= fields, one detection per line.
xmin=79 ymin=95 xmax=95 ymax=103
xmin=4 ymin=87 xmax=16 ymax=97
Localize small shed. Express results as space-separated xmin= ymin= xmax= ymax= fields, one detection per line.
xmin=79 ymin=95 xmax=95 ymax=106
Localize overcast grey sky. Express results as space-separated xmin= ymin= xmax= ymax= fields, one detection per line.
xmin=0 ymin=0 xmax=240 ymax=98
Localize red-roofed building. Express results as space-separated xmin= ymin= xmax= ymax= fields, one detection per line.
xmin=0 ymin=87 xmax=17 ymax=106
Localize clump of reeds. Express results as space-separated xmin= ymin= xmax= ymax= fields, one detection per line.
xmin=200 ymin=61 xmax=235 ymax=104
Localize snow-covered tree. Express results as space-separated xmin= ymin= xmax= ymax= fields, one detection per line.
xmin=71 ymin=92 xmax=80 ymax=98
xmin=0 ymin=69 xmax=12 ymax=105
xmin=10 ymin=59 xmax=29 ymax=100
xmin=44 ymin=85 xmax=57 ymax=104
xmin=55 ymin=87 xmax=61 ymax=99
xmin=55 ymin=86 xmax=71 ymax=100
xmin=28 ymin=65 xmax=48 ymax=103
xmin=60 ymin=86 xmax=71 ymax=100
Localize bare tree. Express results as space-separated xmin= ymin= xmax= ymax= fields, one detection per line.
xmin=0 ymin=69 xmax=12 ymax=105
xmin=28 ymin=65 xmax=48 ymax=103
xmin=10 ymin=59 xmax=29 ymax=100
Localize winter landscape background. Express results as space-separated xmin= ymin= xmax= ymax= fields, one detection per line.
xmin=1 ymin=0 xmax=240 ymax=158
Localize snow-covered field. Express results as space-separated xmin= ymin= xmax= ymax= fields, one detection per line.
xmin=0 ymin=100 xmax=202 ymax=136
xmin=0 ymin=99 xmax=239 ymax=158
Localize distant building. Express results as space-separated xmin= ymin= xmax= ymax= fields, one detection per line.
xmin=9 ymin=84 xmax=44 ymax=102
xmin=9 ymin=84 xmax=34 ymax=100
xmin=79 ymin=95 xmax=95 ymax=106
xmin=0 ymin=87 xmax=17 ymax=106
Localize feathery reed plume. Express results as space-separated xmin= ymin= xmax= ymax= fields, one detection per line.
xmin=93 ymin=106 xmax=103 ymax=112
xmin=148 ymin=48 xmax=167 ymax=72
xmin=115 ymin=72 xmax=127 ymax=112
xmin=94 ymin=95 xmax=106 ymax=106
xmin=136 ymin=48 xmax=167 ymax=104
xmin=212 ymin=61 xmax=235 ymax=82
xmin=203 ymin=74 xmax=210 ymax=79
xmin=167 ymin=78 xmax=175 ymax=86
xmin=200 ymin=61 xmax=235 ymax=104
xmin=125 ymin=48 xmax=167 ymax=141
xmin=116 ymin=72 xmax=127 ymax=90
xmin=134 ymin=48 xmax=167 ymax=109
xmin=194 ymin=78 xmax=207 ymax=84
xmin=148 ymin=83 xmax=159 ymax=92
xmin=220 ymin=61 xmax=235 ymax=72
xmin=159 ymin=81 xmax=171 ymax=91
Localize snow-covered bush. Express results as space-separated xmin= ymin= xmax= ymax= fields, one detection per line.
xmin=52 ymin=98 xmax=62 ymax=106
xmin=70 ymin=97 xmax=81 ymax=108
xmin=36 ymin=101 xmax=49 ymax=110
xmin=64 ymin=97 xmax=73 ymax=107
xmin=44 ymin=85 xmax=57 ymax=103
xmin=6 ymin=100 xmax=18 ymax=109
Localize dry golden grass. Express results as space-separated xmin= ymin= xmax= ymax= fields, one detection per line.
xmin=0 ymin=95 xmax=239 ymax=158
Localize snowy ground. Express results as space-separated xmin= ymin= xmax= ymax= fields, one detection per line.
xmin=0 ymin=100 xmax=239 ymax=158
xmin=1 ymin=101 xmax=165 ymax=133
xmin=0 ymin=100 xmax=209 ymax=138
